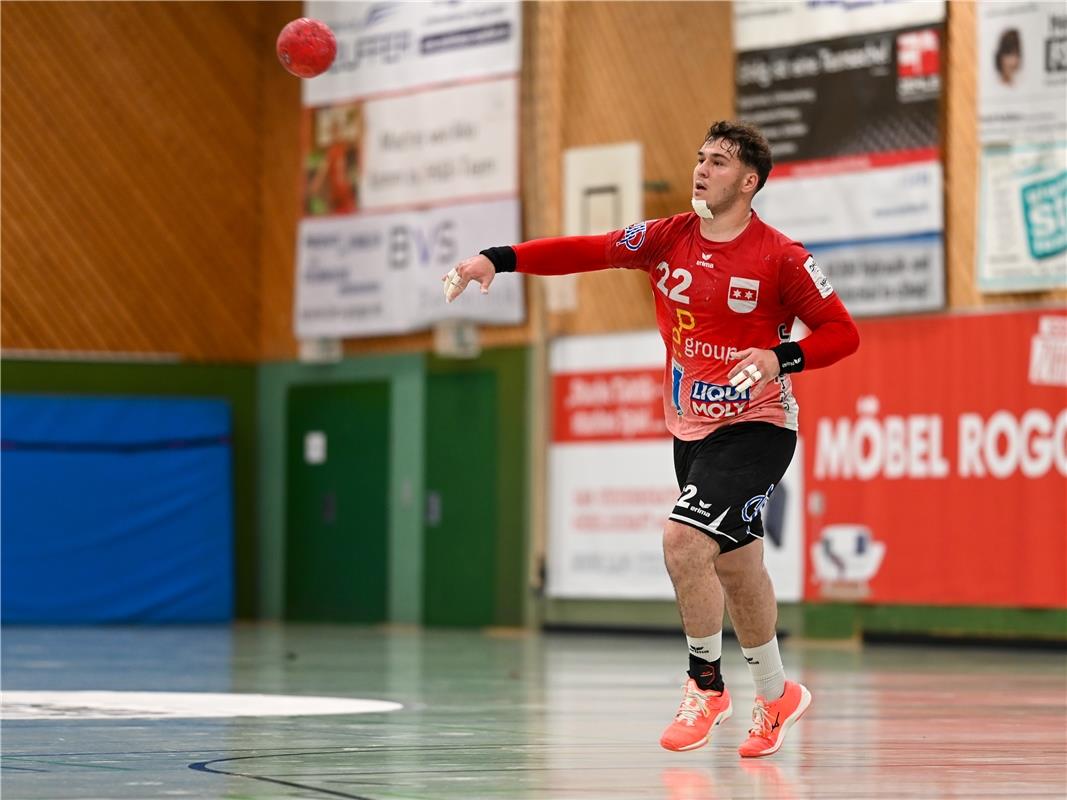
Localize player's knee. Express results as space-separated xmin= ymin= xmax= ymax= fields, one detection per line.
xmin=715 ymin=545 xmax=766 ymax=592
xmin=662 ymin=521 xmax=716 ymax=580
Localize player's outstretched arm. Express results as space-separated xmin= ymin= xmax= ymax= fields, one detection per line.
xmin=442 ymin=254 xmax=496 ymax=303
xmin=443 ymin=228 xmax=647 ymax=303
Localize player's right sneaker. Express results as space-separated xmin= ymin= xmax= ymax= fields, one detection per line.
xmin=660 ymin=678 xmax=732 ymax=752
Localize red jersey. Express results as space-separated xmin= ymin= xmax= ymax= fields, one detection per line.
xmin=514 ymin=211 xmax=859 ymax=441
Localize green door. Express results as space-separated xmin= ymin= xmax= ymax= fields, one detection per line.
xmin=423 ymin=371 xmax=498 ymax=626
xmin=285 ymin=382 xmax=389 ymax=622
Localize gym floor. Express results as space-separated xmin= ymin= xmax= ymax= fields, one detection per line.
xmin=2 ymin=625 xmax=1065 ymax=799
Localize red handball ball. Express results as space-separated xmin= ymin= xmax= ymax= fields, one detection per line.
xmin=276 ymin=18 xmax=336 ymax=78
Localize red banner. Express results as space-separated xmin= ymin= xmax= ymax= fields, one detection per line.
xmin=796 ymin=309 xmax=1067 ymax=608
xmin=552 ymin=368 xmax=667 ymax=443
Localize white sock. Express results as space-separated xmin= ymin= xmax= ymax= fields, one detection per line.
xmin=686 ymin=631 xmax=722 ymax=662
xmin=741 ymin=635 xmax=786 ymax=699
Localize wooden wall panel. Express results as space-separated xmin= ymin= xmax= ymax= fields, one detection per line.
xmin=2 ymin=2 xmax=263 ymax=360
xmin=257 ymin=1 xmax=304 ymax=361
xmin=548 ymin=0 xmax=735 ymax=336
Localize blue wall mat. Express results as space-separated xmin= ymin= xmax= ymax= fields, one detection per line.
xmin=1 ymin=395 xmax=234 ymax=623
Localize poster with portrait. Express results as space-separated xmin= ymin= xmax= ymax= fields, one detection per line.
xmin=977 ymin=1 xmax=1067 ymax=144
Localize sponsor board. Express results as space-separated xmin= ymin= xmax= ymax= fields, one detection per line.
xmin=294 ymin=199 xmax=523 ymax=337
xmin=734 ymin=4 xmax=945 ymax=318
xmin=798 ymin=309 xmax=1067 ymax=608
xmin=360 ymin=78 xmax=518 ymax=209
xmin=734 ymin=0 xmax=944 ymax=51
xmin=806 ymin=233 xmax=944 ymax=316
xmin=753 ymin=157 xmax=942 ymax=246
xmin=303 ymin=1 xmax=521 ymax=105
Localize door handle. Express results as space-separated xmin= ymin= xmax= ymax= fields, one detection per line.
xmin=425 ymin=491 xmax=442 ymax=527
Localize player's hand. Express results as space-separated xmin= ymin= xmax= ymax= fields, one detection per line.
xmin=443 ymin=255 xmax=496 ymax=303
xmin=728 ymin=348 xmax=780 ymax=399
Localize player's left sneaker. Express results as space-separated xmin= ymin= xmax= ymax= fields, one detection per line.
xmin=737 ymin=680 xmax=811 ymax=758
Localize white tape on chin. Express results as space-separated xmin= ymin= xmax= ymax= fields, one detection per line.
xmin=691 ymin=198 xmax=714 ymax=220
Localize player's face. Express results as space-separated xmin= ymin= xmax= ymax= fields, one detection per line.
xmin=693 ymin=138 xmax=755 ymax=213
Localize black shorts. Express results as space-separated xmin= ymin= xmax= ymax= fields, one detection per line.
xmin=671 ymin=422 xmax=797 ymax=553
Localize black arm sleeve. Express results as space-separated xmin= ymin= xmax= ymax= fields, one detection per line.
xmin=479 ymin=246 xmax=517 ymax=273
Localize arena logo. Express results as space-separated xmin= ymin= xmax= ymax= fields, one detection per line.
xmin=0 ymin=691 xmax=403 ymax=721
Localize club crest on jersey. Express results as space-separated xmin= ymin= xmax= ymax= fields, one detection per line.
xmin=727 ymin=277 xmax=759 ymax=313
xmin=616 ymin=221 xmax=647 ymax=252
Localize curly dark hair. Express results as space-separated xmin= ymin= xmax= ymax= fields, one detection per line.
xmin=703 ymin=121 xmax=773 ymax=193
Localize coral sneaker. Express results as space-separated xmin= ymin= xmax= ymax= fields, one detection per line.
xmin=737 ymin=680 xmax=811 ymax=758
xmin=660 ymin=679 xmax=733 ymax=752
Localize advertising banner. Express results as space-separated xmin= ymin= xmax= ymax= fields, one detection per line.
xmin=977 ymin=1 xmax=1067 ymax=144
xmin=978 ymin=141 xmax=1067 ymax=291
xmin=294 ymin=2 xmax=524 ymax=338
xmin=797 ymin=309 xmax=1067 ymax=608
xmin=294 ymin=200 xmax=523 ymax=338
xmin=546 ymin=332 xmax=805 ymax=602
xmin=303 ymin=1 xmax=521 ymax=105
xmin=734 ymin=0 xmax=945 ymax=51
xmin=360 ymin=78 xmax=518 ymax=210
xmin=734 ymin=1 xmax=946 ymax=316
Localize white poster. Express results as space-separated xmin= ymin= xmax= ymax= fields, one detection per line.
xmin=734 ymin=0 xmax=945 ymax=50
xmin=295 ymin=199 xmax=523 ymax=338
xmin=303 ymin=1 xmax=521 ymax=105
xmin=754 ymin=160 xmax=943 ymax=244
xmin=978 ymin=141 xmax=1067 ymax=291
xmin=977 ymin=1 xmax=1067 ymax=144
xmin=806 ymin=236 xmax=944 ymax=315
xmin=545 ymin=332 xmax=804 ymax=602
xmin=361 ymin=78 xmax=518 ymax=210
